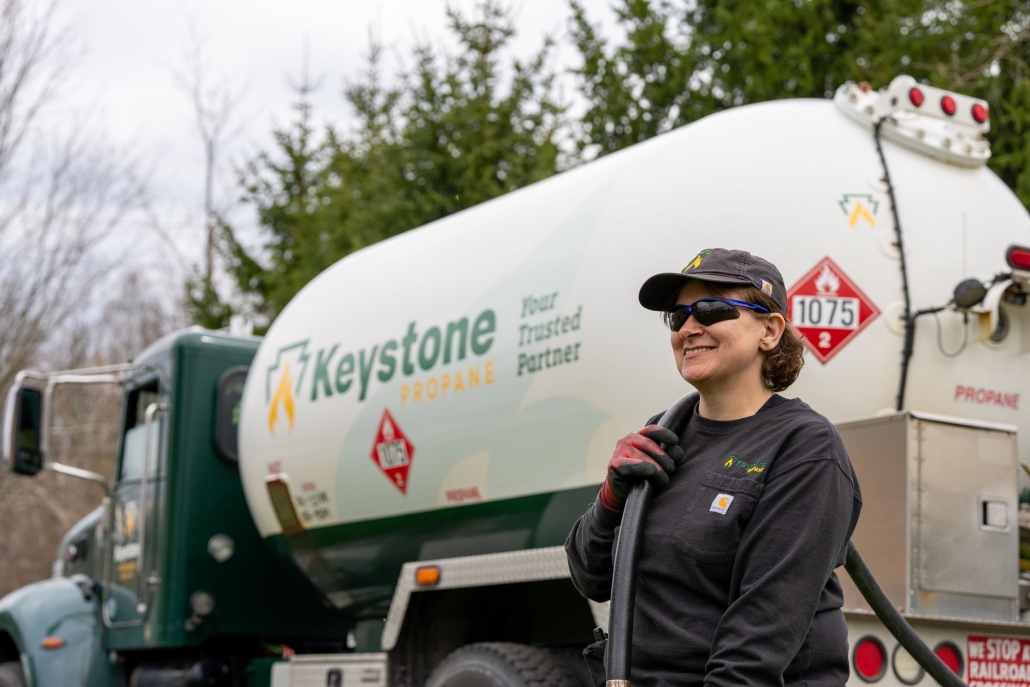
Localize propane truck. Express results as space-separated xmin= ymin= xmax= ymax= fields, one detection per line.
xmin=2 ymin=75 xmax=1030 ymax=687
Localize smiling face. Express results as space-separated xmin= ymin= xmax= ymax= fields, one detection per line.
xmin=671 ymin=281 xmax=783 ymax=395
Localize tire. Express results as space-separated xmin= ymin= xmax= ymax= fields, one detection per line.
xmin=0 ymin=662 xmax=25 ymax=687
xmin=425 ymin=643 xmax=580 ymax=687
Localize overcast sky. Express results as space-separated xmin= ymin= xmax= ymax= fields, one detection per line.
xmin=57 ymin=0 xmax=617 ymax=295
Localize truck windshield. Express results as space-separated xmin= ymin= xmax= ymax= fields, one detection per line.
xmin=119 ymin=385 xmax=160 ymax=481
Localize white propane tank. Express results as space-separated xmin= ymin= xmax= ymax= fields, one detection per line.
xmin=238 ymin=85 xmax=1030 ymax=609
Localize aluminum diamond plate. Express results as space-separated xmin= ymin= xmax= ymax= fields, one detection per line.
xmin=270 ymin=653 xmax=387 ymax=687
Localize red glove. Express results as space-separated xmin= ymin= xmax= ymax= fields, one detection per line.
xmin=600 ymin=426 xmax=684 ymax=511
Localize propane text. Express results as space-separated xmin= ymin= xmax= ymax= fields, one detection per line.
xmin=399 ymin=361 xmax=495 ymax=407
xmin=954 ymin=384 xmax=1020 ymax=410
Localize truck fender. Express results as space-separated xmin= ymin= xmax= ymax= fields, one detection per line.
xmin=0 ymin=575 xmax=122 ymax=687
xmin=382 ymin=546 xmax=576 ymax=651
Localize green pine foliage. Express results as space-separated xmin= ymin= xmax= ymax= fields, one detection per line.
xmin=188 ymin=0 xmax=1030 ymax=328
xmin=219 ymin=75 xmax=343 ymax=327
xmin=198 ymin=2 xmax=564 ymax=328
xmin=570 ymin=0 xmax=1030 ymax=205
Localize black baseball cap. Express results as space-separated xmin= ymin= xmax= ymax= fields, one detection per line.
xmin=638 ymin=248 xmax=788 ymax=313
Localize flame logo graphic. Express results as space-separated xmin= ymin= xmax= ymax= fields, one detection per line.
xmin=814 ymin=266 xmax=840 ymax=294
xmin=268 ymin=363 xmax=296 ymax=437
xmin=684 ymin=249 xmax=713 ymax=272
xmin=848 ymin=202 xmax=875 ymax=228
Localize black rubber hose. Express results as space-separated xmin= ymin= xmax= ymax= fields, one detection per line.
xmin=605 ymin=476 xmax=652 ymax=684
xmin=873 ymin=117 xmax=915 ymax=412
xmin=606 ymin=392 xmax=699 ymax=684
xmin=844 ymin=541 xmax=967 ymax=687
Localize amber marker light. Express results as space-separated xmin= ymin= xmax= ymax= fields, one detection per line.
xmin=415 ymin=566 xmax=441 ymax=586
xmin=41 ymin=637 xmax=64 ymax=649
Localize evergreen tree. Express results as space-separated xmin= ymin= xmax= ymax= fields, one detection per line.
xmin=569 ymin=0 xmax=1030 ymax=210
xmin=219 ymin=71 xmax=342 ymax=326
xmin=207 ymin=1 xmax=564 ymax=327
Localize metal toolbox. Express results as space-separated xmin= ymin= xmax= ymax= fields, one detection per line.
xmin=836 ymin=411 xmax=1019 ymax=621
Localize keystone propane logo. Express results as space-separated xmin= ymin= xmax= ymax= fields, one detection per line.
xmin=265 ymin=308 xmax=497 ymax=437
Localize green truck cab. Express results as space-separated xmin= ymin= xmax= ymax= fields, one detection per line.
xmin=0 ymin=330 xmax=348 ymax=686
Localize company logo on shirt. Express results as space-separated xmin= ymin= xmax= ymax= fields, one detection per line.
xmin=710 ymin=494 xmax=734 ymax=515
xmin=723 ymin=456 xmax=766 ymax=473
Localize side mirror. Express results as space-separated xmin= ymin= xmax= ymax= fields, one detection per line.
xmin=2 ymin=383 xmax=45 ymax=476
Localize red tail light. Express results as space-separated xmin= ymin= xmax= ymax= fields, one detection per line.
xmin=1007 ymin=245 xmax=1030 ymax=271
xmin=972 ymin=103 xmax=989 ymax=124
xmin=933 ymin=642 xmax=963 ymax=675
xmin=941 ymin=95 xmax=957 ymax=116
xmin=854 ymin=636 xmax=888 ymax=682
xmin=908 ymin=87 xmax=925 ymax=107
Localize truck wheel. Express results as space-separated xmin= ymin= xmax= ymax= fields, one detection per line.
xmin=0 ymin=662 xmax=25 ymax=687
xmin=425 ymin=643 xmax=580 ymax=687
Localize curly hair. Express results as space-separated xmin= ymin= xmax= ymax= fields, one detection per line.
xmin=663 ymin=282 xmax=806 ymax=392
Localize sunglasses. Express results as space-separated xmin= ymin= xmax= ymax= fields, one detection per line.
xmin=666 ymin=298 xmax=771 ymax=330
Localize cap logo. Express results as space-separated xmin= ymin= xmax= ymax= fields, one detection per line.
xmin=682 ymin=249 xmax=713 ymax=273
xmin=762 ymin=280 xmax=773 ymax=296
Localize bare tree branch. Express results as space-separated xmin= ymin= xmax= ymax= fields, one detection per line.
xmin=172 ymin=15 xmax=246 ymax=290
xmin=0 ymin=0 xmax=69 ymax=187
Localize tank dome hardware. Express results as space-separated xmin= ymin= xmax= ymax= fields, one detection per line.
xmin=1006 ymin=245 xmax=1030 ymax=275
xmin=953 ymin=279 xmax=988 ymax=309
xmin=1003 ymin=282 xmax=1027 ymax=307
xmin=835 ymin=75 xmax=991 ymax=168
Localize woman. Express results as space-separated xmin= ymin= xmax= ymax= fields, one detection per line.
xmin=566 ymin=248 xmax=862 ymax=687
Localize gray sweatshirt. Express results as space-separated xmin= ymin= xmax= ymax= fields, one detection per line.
xmin=565 ymin=396 xmax=862 ymax=687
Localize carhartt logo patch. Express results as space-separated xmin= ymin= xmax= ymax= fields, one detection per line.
xmin=710 ymin=494 xmax=734 ymax=514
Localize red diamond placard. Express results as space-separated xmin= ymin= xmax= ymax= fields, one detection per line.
xmin=787 ymin=257 xmax=880 ymax=364
xmin=370 ymin=408 xmax=415 ymax=495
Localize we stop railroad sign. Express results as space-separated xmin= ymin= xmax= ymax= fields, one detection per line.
xmin=786 ymin=257 xmax=880 ymax=364
xmin=371 ymin=408 xmax=415 ymax=495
